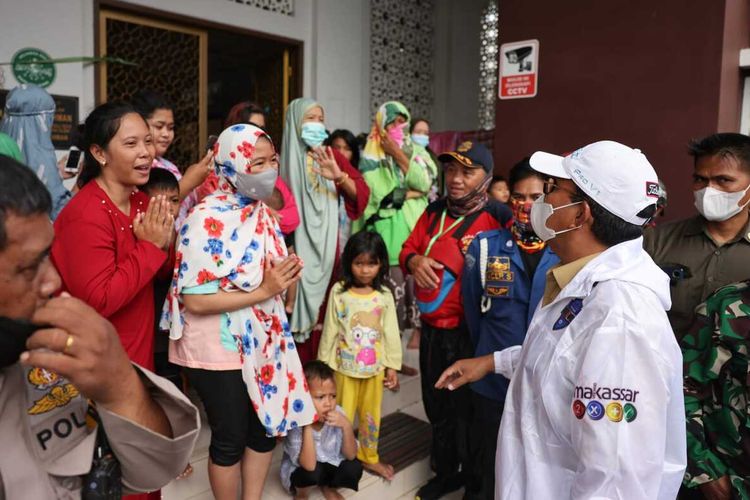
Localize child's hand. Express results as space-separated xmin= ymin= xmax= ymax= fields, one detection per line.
xmin=183 ymin=150 xmax=214 ymax=190
xmin=325 ymin=410 xmax=351 ymax=429
xmin=384 ymin=368 xmax=399 ymax=392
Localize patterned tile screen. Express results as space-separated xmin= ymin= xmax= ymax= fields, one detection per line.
xmin=478 ymin=0 xmax=498 ymax=130
xmin=229 ymin=0 xmax=294 ymax=16
xmin=104 ymin=17 xmax=202 ymax=169
xmin=370 ymin=0 xmax=434 ymax=121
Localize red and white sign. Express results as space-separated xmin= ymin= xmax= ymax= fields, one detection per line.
xmin=499 ymin=39 xmax=539 ymax=99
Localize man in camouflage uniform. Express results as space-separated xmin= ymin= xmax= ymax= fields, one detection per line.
xmin=683 ymin=280 xmax=750 ymax=499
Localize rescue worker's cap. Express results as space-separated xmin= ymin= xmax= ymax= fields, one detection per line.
xmin=529 ymin=140 xmax=659 ymax=226
xmin=438 ymin=141 xmax=493 ymax=174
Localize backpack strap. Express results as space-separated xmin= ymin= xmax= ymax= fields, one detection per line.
xmin=451 ymin=211 xmax=482 ymax=241
xmin=425 ymin=209 xmax=442 ymax=236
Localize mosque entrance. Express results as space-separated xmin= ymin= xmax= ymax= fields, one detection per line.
xmin=96 ymin=4 xmax=301 ymax=169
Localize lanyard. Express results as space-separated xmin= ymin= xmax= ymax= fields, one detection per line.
xmin=424 ymin=210 xmax=464 ymax=257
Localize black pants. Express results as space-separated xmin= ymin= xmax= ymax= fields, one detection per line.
xmin=464 ymin=392 xmax=504 ymax=500
xmin=185 ymin=368 xmax=275 ymax=466
xmin=678 ymin=485 xmax=707 ymax=499
xmin=419 ymin=323 xmax=474 ymax=478
xmin=290 ymin=460 xmax=363 ymax=492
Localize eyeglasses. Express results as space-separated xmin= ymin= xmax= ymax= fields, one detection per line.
xmin=542 ymin=179 xmax=580 ymax=198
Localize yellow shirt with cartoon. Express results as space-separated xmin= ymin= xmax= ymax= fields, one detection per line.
xmin=318 ymin=282 xmax=402 ymax=378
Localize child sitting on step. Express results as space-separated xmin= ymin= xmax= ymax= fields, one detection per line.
xmin=280 ymin=361 xmax=363 ymax=499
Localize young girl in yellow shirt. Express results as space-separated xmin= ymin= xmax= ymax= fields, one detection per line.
xmin=318 ymin=231 xmax=402 ymax=480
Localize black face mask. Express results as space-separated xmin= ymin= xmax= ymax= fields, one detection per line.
xmin=0 ymin=316 xmax=43 ymax=369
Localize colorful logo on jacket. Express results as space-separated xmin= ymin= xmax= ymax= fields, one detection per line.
xmin=623 ymin=403 xmax=637 ymax=423
xmin=605 ymin=402 xmax=623 ymax=422
xmin=572 ymin=399 xmax=586 ymax=419
xmin=586 ymin=401 xmax=604 ymax=420
xmin=573 ymin=383 xmax=639 ymax=423
xmin=553 ymin=297 xmax=584 ymax=330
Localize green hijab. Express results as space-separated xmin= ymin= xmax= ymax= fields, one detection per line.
xmin=280 ymin=98 xmax=339 ymax=340
xmin=354 ymin=101 xmax=436 ymax=265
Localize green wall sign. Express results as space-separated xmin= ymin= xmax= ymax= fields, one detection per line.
xmin=11 ymin=48 xmax=56 ymax=88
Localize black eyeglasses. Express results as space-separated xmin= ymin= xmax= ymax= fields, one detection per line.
xmin=543 ymin=179 xmax=580 ymax=198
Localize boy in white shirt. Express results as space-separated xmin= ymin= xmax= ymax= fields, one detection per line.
xmin=281 ymin=361 xmax=363 ymax=500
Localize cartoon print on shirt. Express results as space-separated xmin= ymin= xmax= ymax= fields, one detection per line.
xmin=351 ymin=311 xmax=381 ymax=369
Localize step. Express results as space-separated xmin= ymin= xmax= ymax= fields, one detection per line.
xmin=380 ymin=369 xmax=422 ymax=420
xmin=163 ymin=334 xmax=429 ymax=499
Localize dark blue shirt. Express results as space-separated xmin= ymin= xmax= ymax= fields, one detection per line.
xmin=462 ymin=229 xmax=559 ymax=402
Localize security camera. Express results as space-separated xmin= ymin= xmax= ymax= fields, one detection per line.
xmin=504 ymin=46 xmax=533 ymax=71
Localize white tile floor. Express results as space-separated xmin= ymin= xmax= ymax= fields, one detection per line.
xmin=162 ymin=333 xmax=466 ymax=499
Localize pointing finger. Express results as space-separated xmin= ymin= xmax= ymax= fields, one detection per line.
xmin=435 ymin=365 xmax=461 ymax=389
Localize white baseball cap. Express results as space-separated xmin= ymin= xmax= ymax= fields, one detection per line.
xmin=529 ymin=140 xmax=660 ymax=226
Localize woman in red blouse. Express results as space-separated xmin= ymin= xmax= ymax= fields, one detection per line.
xmin=52 ymin=102 xmax=174 ymax=371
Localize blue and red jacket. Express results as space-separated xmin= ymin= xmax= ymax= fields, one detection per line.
xmin=399 ymin=199 xmax=512 ymax=329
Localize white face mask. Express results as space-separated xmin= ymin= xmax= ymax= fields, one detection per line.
xmin=693 ymin=183 xmax=750 ymax=222
xmin=235 ymin=168 xmax=278 ymax=201
xmin=529 ymin=194 xmax=583 ymax=242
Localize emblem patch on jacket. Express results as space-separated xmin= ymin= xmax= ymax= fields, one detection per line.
xmin=572 ymin=383 xmax=639 ymax=423
xmin=27 ymin=368 xmax=80 ymax=415
xmin=460 ymin=234 xmax=477 ymax=255
xmin=486 ymin=256 xmax=513 ymax=282
xmin=553 ymin=297 xmax=584 ymax=330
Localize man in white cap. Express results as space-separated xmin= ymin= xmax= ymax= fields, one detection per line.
xmin=435 ymin=141 xmax=686 ymax=499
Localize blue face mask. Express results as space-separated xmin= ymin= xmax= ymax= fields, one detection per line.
xmin=411 ymin=133 xmax=430 ymax=148
xmin=300 ymin=122 xmax=328 ymax=148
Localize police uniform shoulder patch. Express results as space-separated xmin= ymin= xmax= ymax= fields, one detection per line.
xmin=28 ymin=383 xmax=80 ymax=415
xmin=27 ymin=367 xmax=80 ymax=415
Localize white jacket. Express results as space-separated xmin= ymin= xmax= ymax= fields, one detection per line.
xmin=494 ymin=237 xmax=686 ymax=500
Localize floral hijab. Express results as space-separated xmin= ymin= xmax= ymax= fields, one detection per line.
xmin=161 ymin=124 xmax=315 ymax=436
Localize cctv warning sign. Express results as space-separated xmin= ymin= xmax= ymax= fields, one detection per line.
xmin=499 ymin=39 xmax=539 ymax=99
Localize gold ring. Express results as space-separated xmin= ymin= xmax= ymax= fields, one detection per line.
xmin=63 ymin=334 xmax=74 ymax=354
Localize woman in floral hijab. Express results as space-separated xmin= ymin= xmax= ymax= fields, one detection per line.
xmin=162 ymin=124 xmax=315 ymax=500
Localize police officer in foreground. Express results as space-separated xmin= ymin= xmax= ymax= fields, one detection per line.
xmin=0 ymin=155 xmax=200 ymax=498
xmin=436 ymin=141 xmax=686 ymax=499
